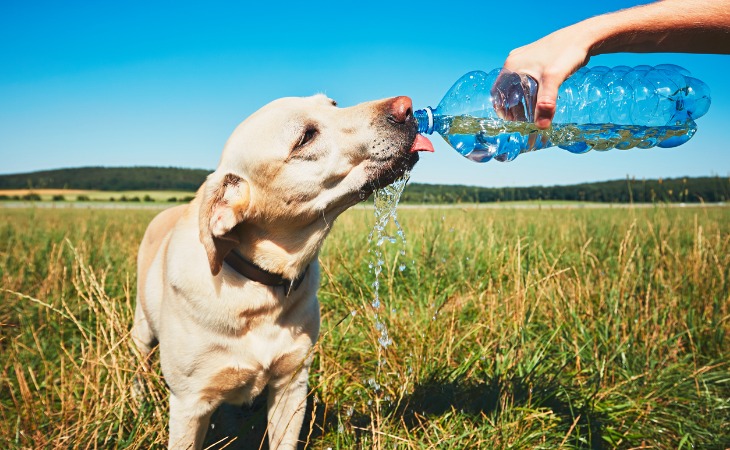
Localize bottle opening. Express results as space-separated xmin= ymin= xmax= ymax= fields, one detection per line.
xmin=414 ymin=108 xmax=434 ymax=134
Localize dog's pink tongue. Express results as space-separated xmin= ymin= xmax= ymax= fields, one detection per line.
xmin=410 ymin=134 xmax=434 ymax=153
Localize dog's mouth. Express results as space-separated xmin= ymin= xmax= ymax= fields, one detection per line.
xmin=362 ymin=151 xmax=419 ymax=193
xmin=358 ymin=122 xmax=434 ymax=196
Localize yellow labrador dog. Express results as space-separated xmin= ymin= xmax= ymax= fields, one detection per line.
xmin=132 ymin=94 xmax=433 ymax=449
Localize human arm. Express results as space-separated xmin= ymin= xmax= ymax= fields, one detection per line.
xmin=499 ymin=0 xmax=730 ymax=129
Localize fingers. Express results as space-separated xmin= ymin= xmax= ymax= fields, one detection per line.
xmin=491 ymin=69 xmax=529 ymax=122
xmin=492 ymin=68 xmax=561 ymax=129
xmin=534 ymin=72 xmax=561 ymax=129
xmin=490 ymin=73 xmax=509 ymax=120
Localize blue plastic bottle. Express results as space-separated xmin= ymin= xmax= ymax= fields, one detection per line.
xmin=414 ymin=65 xmax=711 ymax=163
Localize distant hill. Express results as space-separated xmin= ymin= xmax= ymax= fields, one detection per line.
xmin=0 ymin=166 xmax=211 ymax=192
xmin=402 ymin=176 xmax=730 ymax=204
xmin=0 ymin=167 xmax=728 ymax=203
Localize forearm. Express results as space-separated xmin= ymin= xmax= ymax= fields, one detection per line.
xmin=498 ymin=0 xmax=730 ymax=128
xmin=584 ymin=0 xmax=730 ymax=55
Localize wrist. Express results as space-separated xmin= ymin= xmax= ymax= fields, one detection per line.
xmin=581 ymin=14 xmax=626 ymax=57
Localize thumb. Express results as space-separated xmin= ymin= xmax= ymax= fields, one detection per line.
xmin=534 ymin=73 xmax=561 ymax=129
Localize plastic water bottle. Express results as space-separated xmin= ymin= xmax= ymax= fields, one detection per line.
xmin=414 ymin=65 xmax=711 ymax=163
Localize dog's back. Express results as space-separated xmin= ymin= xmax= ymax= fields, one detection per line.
xmin=133 ymin=204 xmax=187 ymax=355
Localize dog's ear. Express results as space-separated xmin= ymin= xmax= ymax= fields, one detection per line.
xmin=199 ymin=172 xmax=251 ymax=275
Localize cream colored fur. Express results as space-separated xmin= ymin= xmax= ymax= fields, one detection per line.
xmin=131 ymin=94 xmax=419 ymax=449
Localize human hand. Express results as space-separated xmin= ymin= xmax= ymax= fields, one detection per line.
xmin=490 ymin=70 xmax=538 ymax=124
xmin=495 ymin=24 xmax=592 ymax=129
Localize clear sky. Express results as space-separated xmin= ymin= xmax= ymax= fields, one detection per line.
xmin=1 ymin=0 xmax=728 ymax=187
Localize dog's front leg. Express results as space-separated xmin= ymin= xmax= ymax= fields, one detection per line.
xmin=266 ymin=366 xmax=309 ymax=449
xmin=168 ymin=393 xmax=213 ymax=450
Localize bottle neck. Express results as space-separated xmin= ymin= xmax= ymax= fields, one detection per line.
xmin=414 ymin=107 xmax=434 ymax=134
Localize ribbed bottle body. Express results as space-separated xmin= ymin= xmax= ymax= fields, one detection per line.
xmin=415 ymin=65 xmax=710 ymax=163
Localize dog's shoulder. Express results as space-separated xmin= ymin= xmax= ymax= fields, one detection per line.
xmin=137 ymin=203 xmax=192 ymax=287
xmin=141 ymin=204 xmax=188 ymax=248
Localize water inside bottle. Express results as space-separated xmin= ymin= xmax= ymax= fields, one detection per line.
xmin=443 ymin=115 xmax=696 ymax=163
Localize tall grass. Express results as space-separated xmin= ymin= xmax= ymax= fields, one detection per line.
xmin=1 ymin=205 xmax=728 ymax=449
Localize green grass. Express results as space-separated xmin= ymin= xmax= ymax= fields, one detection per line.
xmin=1 ymin=204 xmax=729 ymax=449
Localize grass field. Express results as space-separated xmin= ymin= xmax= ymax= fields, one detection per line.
xmin=1 ymin=203 xmax=729 ymax=449
xmin=0 ymin=189 xmax=195 ymax=202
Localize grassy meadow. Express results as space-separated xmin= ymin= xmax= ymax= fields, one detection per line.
xmin=0 ymin=189 xmax=195 ymax=203
xmin=1 ymin=203 xmax=729 ymax=449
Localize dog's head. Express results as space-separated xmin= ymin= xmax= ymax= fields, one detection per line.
xmin=198 ymin=94 xmax=433 ymax=276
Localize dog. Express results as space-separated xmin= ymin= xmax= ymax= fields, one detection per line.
xmin=131 ymin=94 xmax=434 ymax=449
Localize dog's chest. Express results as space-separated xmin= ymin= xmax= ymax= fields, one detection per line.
xmin=168 ymin=258 xmax=320 ymax=406
xmin=199 ymin=315 xmax=314 ymax=406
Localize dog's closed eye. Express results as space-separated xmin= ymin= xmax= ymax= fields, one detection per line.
xmin=294 ymin=126 xmax=318 ymax=150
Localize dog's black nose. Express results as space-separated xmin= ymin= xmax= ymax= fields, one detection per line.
xmin=388 ymin=96 xmax=413 ymax=124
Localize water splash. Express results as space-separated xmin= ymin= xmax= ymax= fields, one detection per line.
xmin=367 ymin=170 xmax=410 ymax=349
xmin=357 ymin=170 xmax=412 ymax=420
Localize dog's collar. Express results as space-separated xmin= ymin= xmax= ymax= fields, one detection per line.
xmin=223 ymin=249 xmax=308 ymax=296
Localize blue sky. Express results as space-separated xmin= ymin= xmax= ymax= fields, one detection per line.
xmin=1 ymin=0 xmax=728 ymax=187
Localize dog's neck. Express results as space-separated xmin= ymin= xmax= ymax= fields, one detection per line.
xmin=223 ymin=249 xmax=309 ymax=295
xmin=232 ymin=220 xmax=331 ymax=281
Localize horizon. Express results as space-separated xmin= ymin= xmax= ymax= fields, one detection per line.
xmin=1 ymin=0 xmax=729 ymax=188
xmin=0 ymin=165 xmax=725 ymax=190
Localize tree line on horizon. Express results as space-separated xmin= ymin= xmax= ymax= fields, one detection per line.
xmin=402 ymin=176 xmax=730 ymax=204
xmin=1 ymin=166 xmax=728 ymax=204
xmin=0 ymin=166 xmax=211 ymax=192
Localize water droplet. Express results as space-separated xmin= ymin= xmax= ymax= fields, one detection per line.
xmin=368 ymin=378 xmax=381 ymax=391
xmin=378 ymin=334 xmax=393 ymax=348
